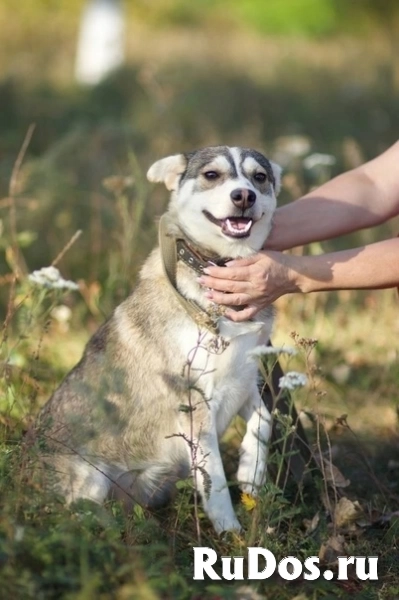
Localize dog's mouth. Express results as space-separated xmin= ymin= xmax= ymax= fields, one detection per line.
xmin=203 ymin=210 xmax=254 ymax=239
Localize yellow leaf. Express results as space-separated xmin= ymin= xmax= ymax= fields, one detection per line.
xmin=334 ymin=496 xmax=364 ymax=529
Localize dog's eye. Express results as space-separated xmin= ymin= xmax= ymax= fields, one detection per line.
xmin=203 ymin=171 xmax=220 ymax=180
xmin=254 ymin=172 xmax=267 ymax=183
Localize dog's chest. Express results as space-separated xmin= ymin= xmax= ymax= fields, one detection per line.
xmin=172 ymin=314 xmax=271 ymax=432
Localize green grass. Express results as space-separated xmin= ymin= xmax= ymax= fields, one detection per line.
xmin=1 ymin=7 xmax=399 ymax=599
xmin=1 ymin=195 xmax=398 ymax=600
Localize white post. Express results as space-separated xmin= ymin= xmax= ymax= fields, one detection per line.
xmin=75 ymin=0 xmax=125 ymax=85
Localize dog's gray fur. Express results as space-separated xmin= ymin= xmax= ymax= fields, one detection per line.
xmin=35 ymin=145 xmax=281 ymax=534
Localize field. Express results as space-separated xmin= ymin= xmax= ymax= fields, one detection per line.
xmin=1 ymin=3 xmax=399 ymax=599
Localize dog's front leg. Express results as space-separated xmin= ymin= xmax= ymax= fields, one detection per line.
xmin=189 ymin=431 xmax=241 ymax=534
xmin=237 ymin=388 xmax=271 ymax=495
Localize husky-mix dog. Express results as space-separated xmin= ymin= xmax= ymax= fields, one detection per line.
xmin=36 ymin=146 xmax=281 ymax=534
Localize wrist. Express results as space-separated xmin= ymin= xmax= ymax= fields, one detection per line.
xmin=279 ymin=254 xmax=309 ymax=295
xmin=284 ymin=254 xmax=322 ymax=295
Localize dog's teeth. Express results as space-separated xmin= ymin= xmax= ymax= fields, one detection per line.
xmin=226 ymin=219 xmax=236 ymax=233
xmin=225 ymin=219 xmax=253 ymax=233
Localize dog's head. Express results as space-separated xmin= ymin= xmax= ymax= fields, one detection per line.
xmin=147 ymin=146 xmax=281 ymax=258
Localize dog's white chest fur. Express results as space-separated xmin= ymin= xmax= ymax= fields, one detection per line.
xmin=173 ymin=315 xmax=271 ymax=436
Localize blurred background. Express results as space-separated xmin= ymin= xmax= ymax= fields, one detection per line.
xmin=0 ymin=0 xmax=398 ymax=429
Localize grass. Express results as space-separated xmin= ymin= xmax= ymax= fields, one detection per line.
xmin=1 ymin=7 xmax=399 ymax=599
xmin=1 ymin=155 xmax=399 ymax=600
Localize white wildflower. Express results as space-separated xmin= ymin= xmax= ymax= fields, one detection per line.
xmin=303 ymin=153 xmax=336 ymax=170
xmin=28 ymin=266 xmax=79 ymax=291
xmin=278 ymin=371 xmax=308 ymax=391
xmin=51 ymin=304 xmax=72 ymax=323
xmin=14 ymin=526 xmax=25 ymax=542
xmin=275 ymin=135 xmax=312 ymax=158
xmin=248 ymin=345 xmax=297 ymax=361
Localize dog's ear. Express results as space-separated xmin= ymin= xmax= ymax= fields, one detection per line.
xmin=147 ymin=154 xmax=187 ymax=191
xmin=270 ymin=161 xmax=282 ymax=196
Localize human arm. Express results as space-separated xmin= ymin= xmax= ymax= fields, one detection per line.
xmin=199 ymin=238 xmax=399 ymax=321
xmin=199 ymin=141 xmax=399 ymax=321
xmin=266 ymin=140 xmax=399 ymax=250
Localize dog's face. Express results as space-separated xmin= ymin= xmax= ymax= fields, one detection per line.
xmin=147 ymin=146 xmax=281 ymax=258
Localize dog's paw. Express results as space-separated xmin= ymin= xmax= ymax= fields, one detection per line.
xmin=220 ymin=529 xmax=245 ymax=543
xmin=237 ymin=466 xmax=265 ymax=496
xmin=213 ymin=516 xmax=242 ymax=536
xmin=238 ymin=477 xmax=259 ymax=496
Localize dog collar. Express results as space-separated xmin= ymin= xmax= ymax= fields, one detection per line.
xmin=176 ymin=239 xmax=229 ymax=275
xmin=176 ymin=237 xmax=249 ymax=315
xmin=158 ymin=214 xmax=223 ymax=335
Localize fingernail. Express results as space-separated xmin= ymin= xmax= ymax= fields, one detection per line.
xmin=203 ymin=268 xmax=210 ymax=275
xmin=204 ymin=291 xmax=213 ymax=299
xmin=197 ymin=277 xmax=205 ymax=284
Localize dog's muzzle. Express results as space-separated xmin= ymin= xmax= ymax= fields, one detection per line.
xmin=203 ymin=209 xmax=254 ymax=239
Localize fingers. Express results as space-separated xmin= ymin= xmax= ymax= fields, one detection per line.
xmin=204 ymin=290 xmax=251 ymax=306
xmin=203 ymin=264 xmax=252 ymax=282
xmin=198 ymin=253 xmax=275 ymax=322
xmin=198 ymin=275 xmax=250 ymax=294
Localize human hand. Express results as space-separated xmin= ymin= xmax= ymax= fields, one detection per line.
xmin=198 ymin=251 xmax=299 ymax=322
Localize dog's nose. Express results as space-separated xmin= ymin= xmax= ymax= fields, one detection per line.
xmin=230 ymin=188 xmax=256 ymax=210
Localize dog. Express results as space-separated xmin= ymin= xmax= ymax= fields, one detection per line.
xmin=35 ymin=145 xmax=281 ymax=534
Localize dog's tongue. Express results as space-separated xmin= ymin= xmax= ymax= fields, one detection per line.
xmin=231 ymin=218 xmax=250 ymax=230
xmin=223 ymin=218 xmax=253 ymax=235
